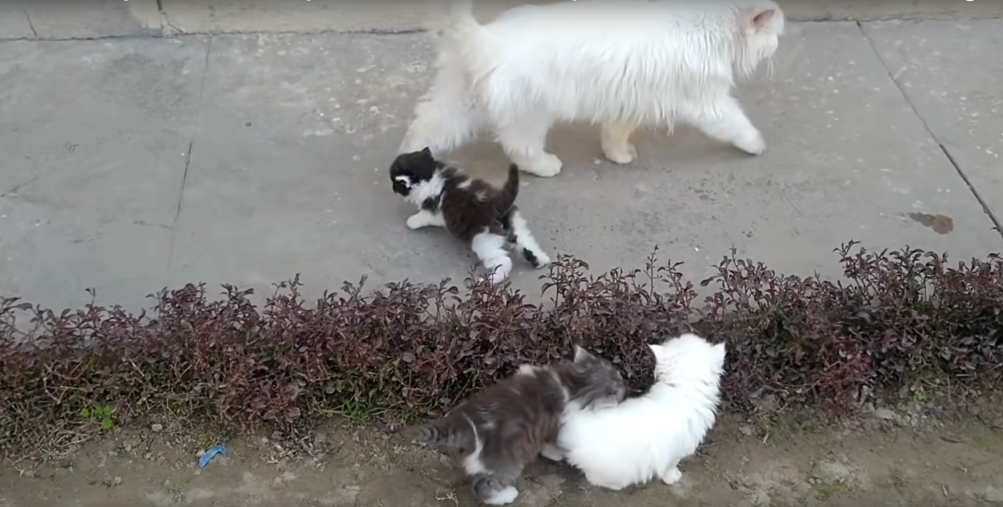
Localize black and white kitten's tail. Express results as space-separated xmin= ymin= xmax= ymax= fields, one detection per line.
xmin=499 ymin=164 xmax=551 ymax=270
xmin=496 ymin=163 xmax=520 ymax=215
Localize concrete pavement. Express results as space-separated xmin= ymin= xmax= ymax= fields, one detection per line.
xmin=1 ymin=15 xmax=1002 ymax=312
xmin=1 ymin=0 xmax=1002 ymax=40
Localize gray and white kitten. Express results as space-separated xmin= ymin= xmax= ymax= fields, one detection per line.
xmin=414 ymin=346 xmax=627 ymax=505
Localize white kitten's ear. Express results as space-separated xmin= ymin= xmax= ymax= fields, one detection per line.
xmin=573 ymin=345 xmax=593 ymax=363
xmin=713 ymin=342 xmax=727 ymax=363
xmin=750 ymin=9 xmax=775 ymax=31
xmin=647 ymin=343 xmax=662 ymax=360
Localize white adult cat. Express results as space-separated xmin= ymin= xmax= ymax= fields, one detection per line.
xmin=545 ymin=333 xmax=726 ymax=490
xmin=399 ymin=0 xmax=786 ymax=178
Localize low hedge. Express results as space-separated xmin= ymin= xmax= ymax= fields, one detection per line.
xmin=1 ymin=241 xmax=1001 ymax=456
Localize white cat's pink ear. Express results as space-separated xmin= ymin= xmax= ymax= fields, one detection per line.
xmin=573 ymin=345 xmax=593 ymax=362
xmin=750 ymin=9 xmax=775 ymax=31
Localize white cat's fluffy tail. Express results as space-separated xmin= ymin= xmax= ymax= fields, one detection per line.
xmin=445 ymin=0 xmax=477 ymax=37
xmin=429 ymin=0 xmax=499 ymax=83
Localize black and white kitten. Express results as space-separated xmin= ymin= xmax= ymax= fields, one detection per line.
xmin=389 ymin=147 xmax=551 ymax=284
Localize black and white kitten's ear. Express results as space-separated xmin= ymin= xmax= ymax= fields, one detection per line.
xmin=393 ymin=175 xmax=412 ymax=189
xmin=573 ymin=345 xmax=595 ymax=363
xmin=420 ymin=146 xmax=433 ymax=158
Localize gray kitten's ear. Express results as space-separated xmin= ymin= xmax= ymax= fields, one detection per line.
xmin=573 ymin=345 xmax=594 ymax=363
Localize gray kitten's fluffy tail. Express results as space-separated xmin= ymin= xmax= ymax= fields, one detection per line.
xmin=414 ymin=417 xmax=475 ymax=450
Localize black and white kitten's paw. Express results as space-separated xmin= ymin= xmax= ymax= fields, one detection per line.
xmin=487 ymin=264 xmax=512 ymax=284
xmin=520 ymin=248 xmax=551 ymax=269
xmin=406 ymin=210 xmax=443 ymax=230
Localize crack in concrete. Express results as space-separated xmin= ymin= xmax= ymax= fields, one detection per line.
xmin=1 ymin=175 xmax=39 ymax=197
xmin=856 ymin=20 xmax=1003 ymax=239
xmin=155 ymin=0 xmax=186 ymax=36
xmin=14 ymin=0 xmax=38 ymax=39
xmin=166 ymin=36 xmax=213 ymax=271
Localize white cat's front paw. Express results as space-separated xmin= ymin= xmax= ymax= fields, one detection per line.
xmin=735 ymin=130 xmax=765 ymax=156
xmin=521 ymin=154 xmax=563 ymax=178
xmin=662 ymin=467 xmax=683 ymax=485
xmin=603 ymin=142 xmax=638 ymax=165
xmin=540 ymin=443 xmax=563 ymax=462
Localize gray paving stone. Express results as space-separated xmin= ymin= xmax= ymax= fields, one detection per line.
xmin=862 ymin=19 xmax=1003 ymax=231
xmin=0 ymin=37 xmax=209 ymax=311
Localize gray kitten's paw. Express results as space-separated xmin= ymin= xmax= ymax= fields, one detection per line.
xmin=540 ymin=443 xmax=564 ymax=462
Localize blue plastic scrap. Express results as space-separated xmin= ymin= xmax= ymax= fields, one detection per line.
xmin=198 ymin=444 xmax=227 ymax=468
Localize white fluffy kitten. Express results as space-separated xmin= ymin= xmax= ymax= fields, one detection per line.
xmin=549 ymin=333 xmax=726 ymax=491
xmin=400 ymin=0 xmax=785 ymax=178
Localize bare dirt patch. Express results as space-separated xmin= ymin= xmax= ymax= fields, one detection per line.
xmin=3 ymin=411 xmax=1002 ymax=507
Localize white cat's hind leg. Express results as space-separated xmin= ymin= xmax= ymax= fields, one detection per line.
xmin=600 ymin=122 xmax=639 ymax=165
xmin=495 ymin=116 xmax=562 ymax=178
xmin=662 ymin=465 xmax=683 ymax=485
xmin=471 ymin=230 xmax=513 ymax=284
xmin=507 ymin=209 xmax=550 ymax=269
xmin=685 ymin=95 xmax=765 ymax=156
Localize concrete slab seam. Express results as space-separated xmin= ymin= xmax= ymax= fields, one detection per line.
xmin=1 ymin=14 xmax=1000 ymax=42
xmin=166 ymin=36 xmax=213 ymax=270
xmin=855 ymin=21 xmax=1003 ymax=239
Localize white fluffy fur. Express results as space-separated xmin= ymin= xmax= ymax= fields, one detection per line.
xmin=553 ymin=333 xmax=726 ymax=491
xmin=400 ymin=0 xmax=785 ymax=177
